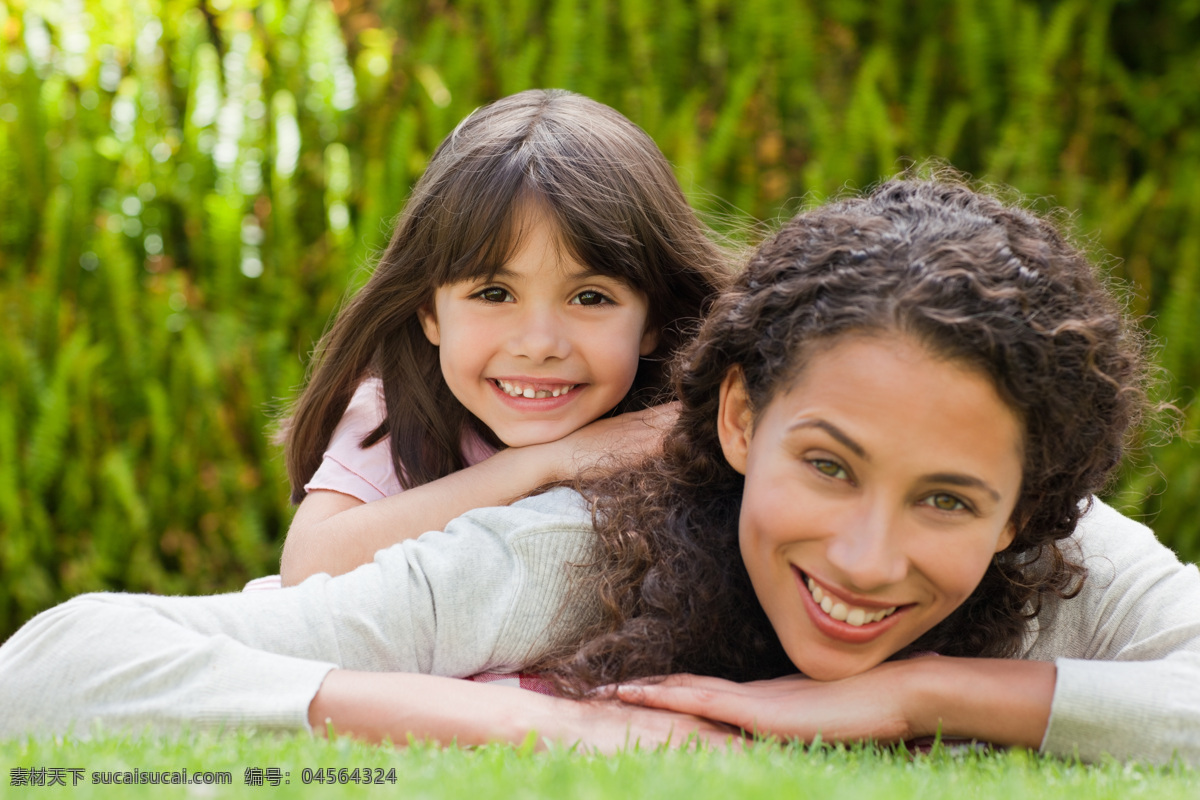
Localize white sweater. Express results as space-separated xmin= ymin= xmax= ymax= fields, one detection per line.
xmin=0 ymin=489 xmax=1197 ymax=763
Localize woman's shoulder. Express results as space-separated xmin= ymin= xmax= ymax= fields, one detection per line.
xmin=1025 ymin=497 xmax=1200 ymax=660
xmin=1070 ymin=497 xmax=1181 ymax=578
xmin=443 ymin=487 xmax=594 ymax=541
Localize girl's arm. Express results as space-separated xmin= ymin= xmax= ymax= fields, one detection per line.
xmin=280 ymin=404 xmax=675 ymax=585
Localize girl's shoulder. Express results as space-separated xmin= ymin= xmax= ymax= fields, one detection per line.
xmin=349 ymin=375 xmax=386 ymax=417
xmin=326 ymin=376 xmax=387 ymax=439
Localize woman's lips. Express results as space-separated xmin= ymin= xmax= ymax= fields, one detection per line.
xmin=794 ymin=567 xmax=909 ymax=644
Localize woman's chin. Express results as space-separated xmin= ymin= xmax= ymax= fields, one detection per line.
xmin=788 ymin=647 xmax=890 ymax=682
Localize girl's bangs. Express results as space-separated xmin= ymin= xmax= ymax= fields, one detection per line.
xmin=540 ymin=195 xmax=659 ymax=294
xmin=432 ymin=187 xmax=653 ymax=295
xmin=426 ymin=175 xmax=533 ymax=286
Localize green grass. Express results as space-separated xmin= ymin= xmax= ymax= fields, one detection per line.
xmin=3 ymin=733 xmax=1197 ymax=799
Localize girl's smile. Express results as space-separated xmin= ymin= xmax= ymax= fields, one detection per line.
xmin=419 ymin=208 xmax=658 ymax=448
xmin=718 ymin=334 xmax=1023 ymax=681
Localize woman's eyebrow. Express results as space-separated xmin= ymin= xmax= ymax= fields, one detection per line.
xmin=787 ymin=419 xmax=867 ymax=460
xmin=922 ymin=473 xmax=1002 ymax=502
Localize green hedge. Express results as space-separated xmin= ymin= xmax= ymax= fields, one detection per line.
xmin=1 ymin=0 xmax=1197 ymax=638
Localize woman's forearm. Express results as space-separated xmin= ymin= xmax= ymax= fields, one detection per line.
xmin=309 ymin=669 xmax=741 ymax=752
xmin=900 ymin=657 xmax=1055 ymax=748
xmin=615 ymin=657 xmax=1056 ymax=750
xmin=309 ymin=670 xmax=543 ymax=746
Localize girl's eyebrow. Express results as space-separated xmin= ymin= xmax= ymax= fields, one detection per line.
xmin=485 ymin=265 xmax=611 ymax=281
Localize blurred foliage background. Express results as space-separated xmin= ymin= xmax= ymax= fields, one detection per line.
xmin=0 ymin=0 xmax=1197 ymax=638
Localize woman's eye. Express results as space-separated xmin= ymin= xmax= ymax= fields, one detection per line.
xmin=810 ymin=459 xmax=848 ymax=480
xmin=571 ymin=290 xmax=610 ymax=306
xmin=475 ymin=287 xmax=512 ymax=303
xmin=921 ymin=493 xmax=967 ymax=512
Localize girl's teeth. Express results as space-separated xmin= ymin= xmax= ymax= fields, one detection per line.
xmin=497 ymin=380 xmax=576 ymax=399
xmin=805 ymin=577 xmax=898 ymax=627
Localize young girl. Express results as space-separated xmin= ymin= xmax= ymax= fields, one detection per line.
xmin=273 ymin=88 xmax=731 ymax=585
xmin=2 ymin=177 xmax=1196 ymax=763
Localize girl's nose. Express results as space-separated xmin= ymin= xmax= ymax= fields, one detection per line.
xmin=508 ymin=307 xmax=571 ymax=362
xmin=825 ymin=506 xmax=909 ymax=590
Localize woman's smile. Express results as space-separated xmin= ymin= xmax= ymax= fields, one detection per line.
xmin=718 ymin=334 xmax=1023 ymax=681
xmin=795 ymin=568 xmax=907 ymax=645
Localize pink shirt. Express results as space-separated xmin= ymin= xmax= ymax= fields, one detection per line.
xmin=305 ymin=377 xmax=498 ymax=503
xmin=243 ymin=378 xmax=497 ymax=592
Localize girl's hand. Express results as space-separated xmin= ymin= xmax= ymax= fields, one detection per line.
xmin=613 ymin=657 xmax=1055 ymax=749
xmin=541 ymin=402 xmax=680 ymax=481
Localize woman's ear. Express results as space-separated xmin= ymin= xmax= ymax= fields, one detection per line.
xmin=995 ymin=521 xmax=1018 ymax=554
xmin=717 ymin=367 xmax=753 ymax=475
xmin=417 ymin=302 xmax=440 ymax=346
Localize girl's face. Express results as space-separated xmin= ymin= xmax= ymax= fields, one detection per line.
xmin=718 ymin=334 xmax=1023 ymax=681
xmin=418 ymin=209 xmax=658 ymax=447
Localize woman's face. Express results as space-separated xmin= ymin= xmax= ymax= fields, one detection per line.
xmin=718 ymin=334 xmax=1023 ymax=681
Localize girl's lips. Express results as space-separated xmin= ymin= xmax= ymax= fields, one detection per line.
xmin=488 ymin=379 xmax=584 ymax=410
xmin=793 ymin=567 xmax=909 ymax=645
xmin=492 ymin=378 xmax=580 ymax=399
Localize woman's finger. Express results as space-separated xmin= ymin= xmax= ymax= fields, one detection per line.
xmin=614 ymin=681 xmax=760 ymax=731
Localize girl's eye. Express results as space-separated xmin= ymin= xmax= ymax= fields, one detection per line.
xmin=810 ymin=459 xmax=849 ymax=481
xmin=571 ymin=290 xmax=611 ymax=306
xmin=920 ymin=493 xmax=967 ymax=512
xmin=475 ymin=287 xmax=513 ymax=303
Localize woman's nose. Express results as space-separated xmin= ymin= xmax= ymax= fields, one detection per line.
xmin=508 ymin=307 xmax=571 ymax=362
xmin=825 ymin=506 xmax=909 ymax=590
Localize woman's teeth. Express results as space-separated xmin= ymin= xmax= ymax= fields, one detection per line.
xmin=496 ymin=380 xmax=577 ymax=399
xmin=806 ymin=577 xmax=897 ymax=627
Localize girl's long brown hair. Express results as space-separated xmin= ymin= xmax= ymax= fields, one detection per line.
xmin=543 ymin=174 xmax=1149 ymax=692
xmin=284 ymin=89 xmax=732 ymax=501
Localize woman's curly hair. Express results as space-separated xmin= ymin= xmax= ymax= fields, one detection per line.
xmin=541 ymin=174 xmax=1150 ymax=694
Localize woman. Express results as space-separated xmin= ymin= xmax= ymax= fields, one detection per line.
xmin=1 ymin=177 xmax=1196 ymax=762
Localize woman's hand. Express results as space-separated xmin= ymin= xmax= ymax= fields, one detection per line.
xmin=613 ymin=657 xmax=1055 ymax=749
xmin=311 ymin=669 xmax=743 ymax=753
xmin=612 ymin=665 xmax=916 ymax=744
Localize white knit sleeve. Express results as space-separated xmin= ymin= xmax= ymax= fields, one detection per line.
xmin=1032 ymin=500 xmax=1200 ymax=763
xmin=0 ymin=489 xmax=596 ymax=738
